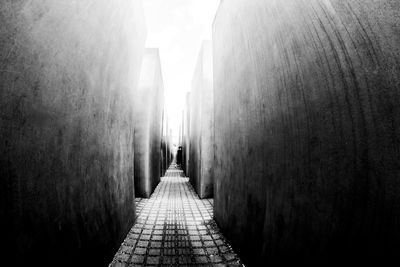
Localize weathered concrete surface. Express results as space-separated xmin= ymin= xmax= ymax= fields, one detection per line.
xmin=182 ymin=92 xmax=191 ymax=175
xmin=161 ymin=111 xmax=173 ymax=177
xmin=0 ymin=0 xmax=146 ymax=265
xmin=133 ymin=48 xmax=164 ymax=198
xmin=213 ymin=0 xmax=400 ymax=265
xmin=189 ymin=41 xmax=214 ymax=198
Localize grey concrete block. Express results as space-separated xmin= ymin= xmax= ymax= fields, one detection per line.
xmin=213 ymin=0 xmax=400 ymax=265
xmin=189 ymin=40 xmax=214 ymax=199
xmin=133 ymin=48 xmax=164 ymax=198
xmin=0 ymin=0 xmax=146 ymax=265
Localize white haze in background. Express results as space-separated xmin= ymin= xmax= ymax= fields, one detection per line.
xmin=143 ymin=0 xmax=220 ymax=143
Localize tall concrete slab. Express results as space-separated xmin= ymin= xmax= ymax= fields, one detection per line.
xmin=161 ymin=109 xmax=173 ymax=176
xmin=182 ymin=92 xmax=191 ymax=175
xmin=189 ymin=41 xmax=214 ymax=198
xmin=134 ymin=48 xmax=164 ymax=198
xmin=0 ymin=0 xmax=146 ymax=265
xmin=213 ymin=0 xmax=400 ymax=265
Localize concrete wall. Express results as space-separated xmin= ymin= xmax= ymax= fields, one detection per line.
xmin=213 ymin=0 xmax=400 ymax=265
xmin=0 ymin=0 xmax=146 ymax=265
xmin=161 ymin=110 xmax=173 ymax=175
xmin=133 ymin=48 xmax=164 ymax=197
xmin=189 ymin=41 xmax=214 ymax=198
xmin=182 ymin=92 xmax=191 ymax=175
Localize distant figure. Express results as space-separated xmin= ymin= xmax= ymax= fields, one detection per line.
xmin=176 ymin=146 xmax=183 ymax=165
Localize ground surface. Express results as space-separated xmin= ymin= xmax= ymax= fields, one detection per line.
xmin=110 ymin=165 xmax=242 ymax=266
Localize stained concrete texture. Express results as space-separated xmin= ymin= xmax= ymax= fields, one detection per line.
xmin=182 ymin=92 xmax=191 ymax=176
xmin=189 ymin=41 xmax=214 ymax=199
xmin=134 ymin=48 xmax=164 ymax=198
xmin=110 ymin=165 xmax=243 ymax=266
xmin=161 ymin=112 xmax=174 ymax=177
xmin=0 ymin=0 xmax=146 ymax=265
xmin=213 ymin=0 xmax=400 ymax=265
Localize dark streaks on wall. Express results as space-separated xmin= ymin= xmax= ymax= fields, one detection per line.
xmin=133 ymin=48 xmax=164 ymax=198
xmin=0 ymin=0 xmax=146 ymax=265
xmin=188 ymin=41 xmax=214 ymax=199
xmin=213 ymin=0 xmax=400 ymax=265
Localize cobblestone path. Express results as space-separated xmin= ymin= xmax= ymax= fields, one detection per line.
xmin=110 ymin=165 xmax=242 ymax=266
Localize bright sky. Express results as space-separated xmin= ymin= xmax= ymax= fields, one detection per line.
xmin=143 ymin=0 xmax=220 ymax=140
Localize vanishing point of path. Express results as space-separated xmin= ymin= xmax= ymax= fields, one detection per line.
xmin=110 ymin=164 xmax=243 ymax=266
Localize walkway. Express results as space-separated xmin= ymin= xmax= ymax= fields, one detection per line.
xmin=110 ymin=165 xmax=242 ymax=266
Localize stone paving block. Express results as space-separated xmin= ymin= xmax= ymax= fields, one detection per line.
xmin=143 ymin=229 xmax=152 ymax=235
xmin=210 ymin=254 xmax=223 ymax=263
xmin=132 ymin=228 xmax=141 ymax=234
xmin=152 ymin=235 xmax=163 ymax=241
xmin=137 ymin=240 xmax=149 ymax=247
xmin=123 ymin=239 xmax=136 ymax=247
xmin=134 ymin=247 xmax=146 ymax=255
xmin=223 ymin=253 xmax=237 ymax=261
xmin=164 ymin=248 xmax=175 ymax=255
xmin=193 ymin=248 xmax=206 ymax=255
xmin=154 ymin=230 xmax=163 ymax=235
xmin=146 ymin=256 xmax=160 ymax=265
xmin=206 ymin=247 xmax=219 ymax=254
xmin=195 ymin=255 xmax=209 ymax=264
xmin=162 ymin=256 xmax=176 ymax=264
xmin=130 ymin=254 xmax=145 ymax=264
xmin=110 ymin=165 xmax=242 ymax=266
xmin=149 ymin=248 xmax=161 ymax=255
xmin=178 ymin=256 xmax=192 ymax=264
xmin=115 ymin=253 xmax=130 ymax=263
xmin=190 ymin=235 xmax=201 ymax=241
xmin=215 ymin=239 xmax=224 ymax=246
xmin=191 ymin=241 xmax=202 ymax=247
xmin=120 ymin=245 xmax=134 ymax=254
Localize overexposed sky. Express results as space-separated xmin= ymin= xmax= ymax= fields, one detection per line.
xmin=143 ymin=0 xmax=220 ymax=139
